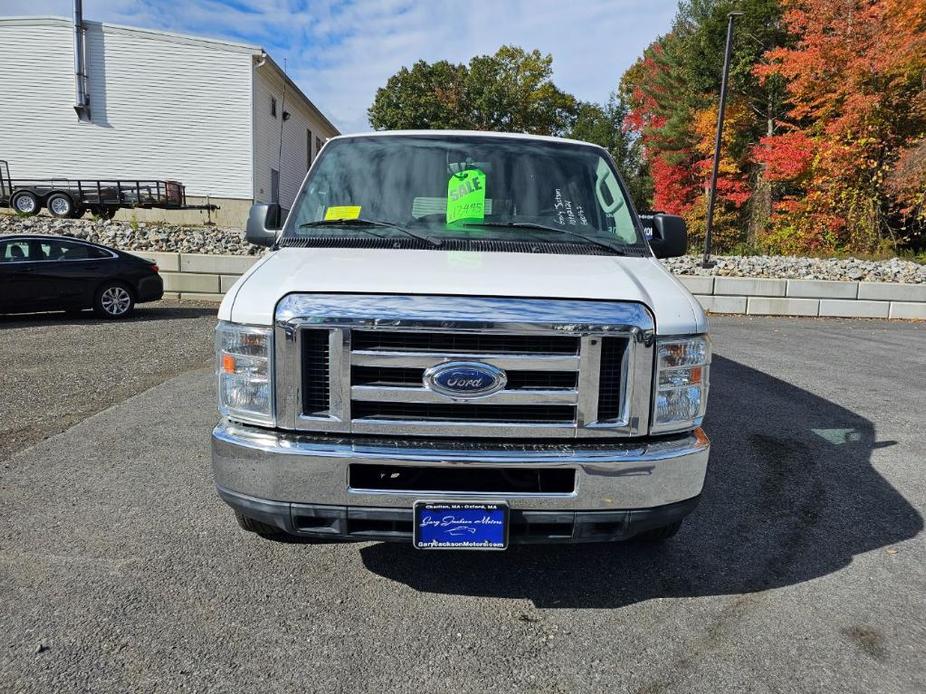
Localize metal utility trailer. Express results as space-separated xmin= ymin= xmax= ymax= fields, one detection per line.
xmin=0 ymin=160 xmax=218 ymax=220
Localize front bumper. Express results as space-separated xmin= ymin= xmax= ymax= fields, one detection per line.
xmin=212 ymin=420 xmax=709 ymax=543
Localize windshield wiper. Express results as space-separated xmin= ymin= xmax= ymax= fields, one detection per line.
xmin=461 ymin=221 xmax=628 ymax=255
xmin=299 ymin=218 xmax=442 ymax=247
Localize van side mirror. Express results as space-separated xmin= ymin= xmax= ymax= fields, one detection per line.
xmin=245 ymin=203 xmax=282 ymax=247
xmin=648 ymin=214 xmax=688 ymax=258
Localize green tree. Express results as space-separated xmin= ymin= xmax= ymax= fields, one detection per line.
xmin=465 ymin=46 xmax=577 ymax=135
xmin=368 ymin=46 xmax=577 ymax=136
xmin=367 ymin=59 xmax=470 ymax=130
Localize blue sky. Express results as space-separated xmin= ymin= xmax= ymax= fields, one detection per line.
xmin=4 ymin=0 xmax=677 ymax=133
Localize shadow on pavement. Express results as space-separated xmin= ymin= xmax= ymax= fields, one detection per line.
xmin=359 ymin=354 xmax=922 ymax=608
xmin=0 ymin=304 xmax=216 ymax=327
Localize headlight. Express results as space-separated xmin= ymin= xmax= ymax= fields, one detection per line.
xmin=216 ymin=321 xmax=274 ymax=426
xmin=652 ymin=335 xmax=710 ymax=433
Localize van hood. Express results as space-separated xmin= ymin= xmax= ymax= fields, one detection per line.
xmin=220 ymin=247 xmax=706 ymax=335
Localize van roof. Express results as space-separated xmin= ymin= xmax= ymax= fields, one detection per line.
xmin=331 ymin=130 xmax=603 ymax=150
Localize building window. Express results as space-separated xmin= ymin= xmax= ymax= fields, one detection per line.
xmin=270 ymin=168 xmax=280 ymax=203
xmin=307 ymin=128 xmax=313 ymax=170
xmin=271 ymin=97 xmax=277 ymax=118
xmin=316 ymin=136 xmax=323 ymax=157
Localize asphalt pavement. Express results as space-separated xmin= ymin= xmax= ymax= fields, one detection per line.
xmin=1 ymin=312 xmax=924 ymax=693
xmin=0 ymin=301 xmax=217 ymax=462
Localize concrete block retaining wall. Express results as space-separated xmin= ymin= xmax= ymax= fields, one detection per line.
xmin=677 ymin=276 xmax=926 ymax=319
xmin=140 ymin=252 xmax=926 ymax=320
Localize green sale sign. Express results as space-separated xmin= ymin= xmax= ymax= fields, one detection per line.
xmin=446 ymin=169 xmax=486 ymax=225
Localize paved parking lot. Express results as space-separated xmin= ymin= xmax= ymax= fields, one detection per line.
xmin=1 ymin=309 xmax=924 ymax=693
xmin=0 ymin=301 xmax=217 ymax=463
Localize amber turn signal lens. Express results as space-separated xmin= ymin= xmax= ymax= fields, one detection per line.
xmin=689 ymin=366 xmax=703 ymax=384
xmin=222 ymin=354 xmax=236 ymax=374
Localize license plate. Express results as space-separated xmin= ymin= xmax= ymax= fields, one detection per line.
xmin=413 ymin=501 xmax=509 ymax=550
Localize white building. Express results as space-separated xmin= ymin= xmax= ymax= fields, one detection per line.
xmin=0 ymin=16 xmax=339 ymax=227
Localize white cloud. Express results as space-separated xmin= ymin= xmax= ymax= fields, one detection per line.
xmin=1 ymin=0 xmax=676 ymax=133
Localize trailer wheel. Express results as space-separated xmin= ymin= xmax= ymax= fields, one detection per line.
xmin=47 ymin=193 xmax=76 ymax=219
xmin=69 ymin=205 xmax=86 ymax=219
xmin=10 ymin=191 xmax=40 ymax=216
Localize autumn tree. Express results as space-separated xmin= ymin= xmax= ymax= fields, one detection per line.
xmin=621 ymin=35 xmax=701 ymax=216
xmin=757 ymin=0 xmax=926 ymax=252
xmin=622 ymin=0 xmax=788 ymax=251
xmin=621 ymin=0 xmax=926 ymax=254
xmin=569 ymin=94 xmax=651 ymax=209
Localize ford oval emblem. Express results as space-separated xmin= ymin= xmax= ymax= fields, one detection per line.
xmin=423 ymin=361 xmax=507 ymax=399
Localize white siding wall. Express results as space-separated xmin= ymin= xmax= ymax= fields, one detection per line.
xmin=253 ymin=64 xmax=338 ymax=208
xmin=0 ymin=18 xmax=254 ymax=199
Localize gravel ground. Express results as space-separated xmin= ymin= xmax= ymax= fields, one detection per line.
xmin=0 ymin=300 xmax=216 ymax=462
xmin=662 ymin=254 xmax=926 ymax=283
xmin=1 ymin=315 xmax=923 ymax=692
xmin=3 ymin=215 xmax=924 ymax=283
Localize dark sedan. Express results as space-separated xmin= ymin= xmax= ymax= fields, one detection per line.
xmin=0 ymin=235 xmax=163 ymax=318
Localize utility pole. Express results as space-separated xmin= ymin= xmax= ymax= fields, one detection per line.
xmin=702 ymin=12 xmax=743 ymax=268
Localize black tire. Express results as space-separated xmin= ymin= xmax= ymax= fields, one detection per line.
xmin=90 ymin=206 xmax=117 ymax=220
xmin=93 ymin=281 xmax=135 ymax=319
xmin=10 ymin=191 xmax=40 ymax=216
xmin=69 ymin=205 xmax=86 ymax=219
xmin=235 ymin=511 xmax=289 ymax=540
xmin=47 ymin=193 xmax=75 ymax=219
xmin=633 ymin=520 xmax=683 ymax=542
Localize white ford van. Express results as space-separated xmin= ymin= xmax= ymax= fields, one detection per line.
xmin=213 ymin=131 xmax=710 ymax=550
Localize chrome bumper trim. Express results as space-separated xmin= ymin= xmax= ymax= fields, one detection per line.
xmin=212 ymin=420 xmax=709 ymax=511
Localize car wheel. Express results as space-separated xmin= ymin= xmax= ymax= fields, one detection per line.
xmin=94 ymin=282 xmax=135 ymax=319
xmin=633 ymin=520 xmax=683 ymax=542
xmin=235 ymin=511 xmax=289 ymax=540
xmin=11 ymin=191 xmax=40 ymax=216
xmin=47 ymin=193 xmax=76 ymax=219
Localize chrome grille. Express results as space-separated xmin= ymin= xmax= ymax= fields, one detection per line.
xmin=274 ymin=294 xmax=655 ymax=439
xmin=350 ymin=329 xmax=580 ymax=425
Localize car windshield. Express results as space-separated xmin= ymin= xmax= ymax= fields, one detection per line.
xmin=280 ymin=135 xmax=645 ymax=253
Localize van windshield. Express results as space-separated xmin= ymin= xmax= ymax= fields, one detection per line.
xmin=280 ymin=135 xmax=645 ymax=254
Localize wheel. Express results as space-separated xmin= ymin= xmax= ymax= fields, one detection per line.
xmin=235 ymin=511 xmax=289 ymax=540
xmin=633 ymin=520 xmax=683 ymax=542
xmin=10 ymin=191 xmax=40 ymax=216
xmin=93 ymin=282 xmax=135 ymax=319
xmin=69 ymin=205 xmax=86 ymax=219
xmin=47 ymin=193 xmax=75 ymax=219
xmin=90 ymin=206 xmax=116 ymax=220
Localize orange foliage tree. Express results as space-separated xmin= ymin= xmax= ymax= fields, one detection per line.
xmin=756 ymin=0 xmax=926 ymax=252
xmin=622 ymin=0 xmax=926 ymax=255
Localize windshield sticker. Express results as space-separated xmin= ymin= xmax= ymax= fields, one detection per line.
xmin=324 ymin=205 xmax=361 ymax=220
xmin=447 ymin=169 xmax=486 ymax=224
